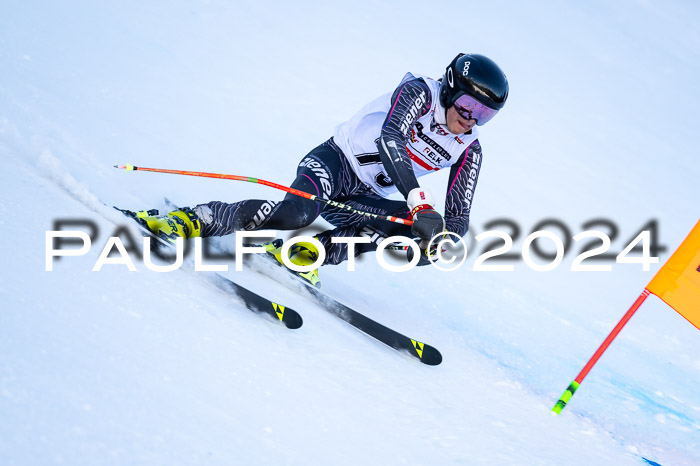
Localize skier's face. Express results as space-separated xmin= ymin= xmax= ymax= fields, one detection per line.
xmin=446 ymin=105 xmax=476 ymax=134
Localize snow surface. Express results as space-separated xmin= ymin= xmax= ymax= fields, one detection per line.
xmin=1 ymin=1 xmax=699 ymax=465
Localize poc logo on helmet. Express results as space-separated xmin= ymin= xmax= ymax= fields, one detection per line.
xmin=463 ymin=61 xmax=471 ymax=76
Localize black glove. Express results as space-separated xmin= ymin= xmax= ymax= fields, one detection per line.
xmin=406 ymin=188 xmax=445 ymax=241
xmin=406 ymin=187 xmax=445 ymax=241
xmin=411 ymin=207 xmax=445 ymax=240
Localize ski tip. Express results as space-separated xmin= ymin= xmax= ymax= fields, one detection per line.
xmin=114 ymin=164 xmax=135 ymax=171
xmin=419 ymin=345 xmax=443 ymax=366
xmin=410 ymin=339 xmax=442 ymax=365
xmin=270 ymin=302 xmax=303 ymax=329
xmin=284 ymin=313 xmax=303 ymax=330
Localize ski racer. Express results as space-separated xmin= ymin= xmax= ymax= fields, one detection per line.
xmin=131 ymin=53 xmax=509 ymax=287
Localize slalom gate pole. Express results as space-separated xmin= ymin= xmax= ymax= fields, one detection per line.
xmin=114 ymin=164 xmax=413 ymax=226
xmin=552 ymin=289 xmax=651 ymax=415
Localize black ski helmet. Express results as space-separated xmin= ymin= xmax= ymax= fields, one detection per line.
xmin=440 ymin=53 xmax=509 ymax=111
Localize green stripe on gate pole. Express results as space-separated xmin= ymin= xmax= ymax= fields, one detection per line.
xmin=552 ymin=381 xmax=580 ymax=415
xmin=552 ymin=290 xmax=650 ymax=415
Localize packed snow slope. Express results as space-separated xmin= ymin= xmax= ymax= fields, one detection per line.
xmin=1 ymin=1 xmax=699 ymax=465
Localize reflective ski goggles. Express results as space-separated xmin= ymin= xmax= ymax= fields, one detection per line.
xmin=452 ymin=94 xmax=499 ymax=126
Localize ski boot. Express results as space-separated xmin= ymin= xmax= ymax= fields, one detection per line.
xmin=262 ymin=239 xmax=322 ymax=288
xmin=123 ymin=207 xmax=202 ymax=243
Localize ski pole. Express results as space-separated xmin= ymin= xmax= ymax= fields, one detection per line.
xmin=114 ymin=164 xmax=413 ymax=226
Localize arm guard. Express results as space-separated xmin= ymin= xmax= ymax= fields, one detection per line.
xmin=376 ymin=78 xmax=432 ymax=199
xmin=444 ymin=140 xmax=483 ymax=237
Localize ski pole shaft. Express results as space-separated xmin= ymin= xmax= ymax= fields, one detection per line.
xmin=114 ymin=164 xmax=413 ymax=226
xmin=552 ymin=289 xmax=650 ymax=415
